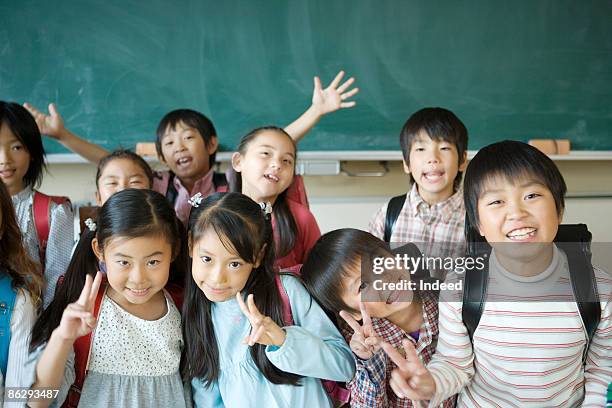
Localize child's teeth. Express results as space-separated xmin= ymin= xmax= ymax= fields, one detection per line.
xmin=507 ymin=228 xmax=536 ymax=240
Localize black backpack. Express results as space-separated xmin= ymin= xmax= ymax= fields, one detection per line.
xmin=383 ymin=194 xmax=407 ymax=242
xmin=463 ymin=223 xmax=601 ymax=363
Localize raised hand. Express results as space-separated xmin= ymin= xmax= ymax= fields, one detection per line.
xmin=339 ymin=301 xmax=381 ymax=360
xmin=55 ymin=272 xmax=103 ymax=342
xmin=23 ymin=102 xmax=65 ymax=139
xmin=382 ymin=339 xmax=436 ymax=400
xmin=312 ymin=70 xmax=359 ymax=115
xmin=236 ymin=292 xmax=286 ymax=347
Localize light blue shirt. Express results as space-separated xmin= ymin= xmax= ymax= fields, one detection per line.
xmin=191 ymin=275 xmax=355 ymax=408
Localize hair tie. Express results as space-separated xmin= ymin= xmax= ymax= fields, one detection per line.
xmin=259 ymin=201 xmax=273 ymax=216
xmin=85 ymin=218 xmax=97 ymax=232
xmin=188 ymin=193 xmax=204 ymax=208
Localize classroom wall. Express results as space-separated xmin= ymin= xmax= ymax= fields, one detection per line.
xmin=41 ymin=160 xmax=612 ymax=241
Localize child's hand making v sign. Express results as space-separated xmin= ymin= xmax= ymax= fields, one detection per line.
xmin=339 ymin=302 xmax=382 ymax=360
xmin=381 ymin=339 xmax=436 ymax=400
xmin=55 ymin=271 xmax=103 ymax=341
xmin=237 ymin=292 xmax=286 ymax=347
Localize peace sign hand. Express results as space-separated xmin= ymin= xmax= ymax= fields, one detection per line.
xmin=382 ymin=339 xmax=436 ymax=400
xmin=236 ymin=292 xmax=286 ymax=347
xmin=312 ymin=70 xmax=359 ymax=115
xmin=55 ymin=272 xmax=103 ymax=342
xmin=339 ymin=301 xmax=382 ymax=360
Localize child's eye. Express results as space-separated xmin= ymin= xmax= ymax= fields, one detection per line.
xmin=413 ymin=147 xmax=425 ymax=152
xmin=117 ymin=260 xmax=130 ymax=267
xmin=229 ymin=261 xmax=242 ymax=269
xmin=11 ymin=145 xmax=22 ymax=151
xmin=259 ymin=151 xmax=269 ymax=157
xmin=487 ymin=200 xmax=502 ymax=206
xmin=358 ymin=281 xmax=368 ymax=292
xmin=283 ymin=159 xmax=293 ymax=165
xmin=105 ymin=182 xmax=118 ymax=187
xmin=200 ymin=256 xmax=212 ymax=264
xmin=130 ymin=180 xmax=144 ymax=186
xmin=185 ymin=135 xmax=194 ymax=140
xmin=164 ymin=141 xmax=173 ymax=146
xmin=147 ymin=259 xmax=161 ymax=267
xmin=525 ymin=193 xmax=541 ymax=200
xmin=440 ymin=146 xmax=452 ymax=151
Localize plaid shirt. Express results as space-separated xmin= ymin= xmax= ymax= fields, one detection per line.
xmin=340 ymin=293 xmax=456 ymax=408
xmin=369 ymin=184 xmax=466 ymax=279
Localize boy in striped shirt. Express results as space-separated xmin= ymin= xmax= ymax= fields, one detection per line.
xmin=383 ymin=141 xmax=611 ymax=407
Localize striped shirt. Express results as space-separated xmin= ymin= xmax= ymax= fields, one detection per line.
xmin=369 ymin=184 xmax=465 ymax=279
xmin=1 ymin=290 xmax=37 ymax=408
xmin=340 ymin=293 xmax=456 ymax=407
xmin=427 ymin=245 xmax=612 ymax=407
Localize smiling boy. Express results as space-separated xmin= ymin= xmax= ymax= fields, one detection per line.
xmin=369 ymin=108 xmax=468 ymax=275
xmin=383 ymin=141 xmax=611 ymax=407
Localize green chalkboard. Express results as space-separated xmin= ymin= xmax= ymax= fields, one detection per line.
xmin=2 ymin=0 xmax=612 ymax=154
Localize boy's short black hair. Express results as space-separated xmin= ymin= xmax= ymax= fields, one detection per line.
xmin=155 ymin=109 xmax=217 ymax=165
xmin=0 ymin=101 xmax=47 ymax=189
xmin=464 ymin=140 xmax=567 ymax=230
xmin=399 ymin=107 xmax=468 ymax=189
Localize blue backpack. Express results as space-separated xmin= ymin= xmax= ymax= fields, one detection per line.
xmin=0 ymin=272 xmax=17 ymax=378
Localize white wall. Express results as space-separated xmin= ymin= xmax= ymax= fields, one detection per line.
xmin=40 ymin=159 xmax=612 ymax=241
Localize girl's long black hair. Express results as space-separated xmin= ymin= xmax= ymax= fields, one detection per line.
xmin=30 ymin=189 xmax=188 ymax=351
xmin=231 ymin=126 xmax=298 ymax=259
xmin=182 ymin=192 xmax=302 ymax=386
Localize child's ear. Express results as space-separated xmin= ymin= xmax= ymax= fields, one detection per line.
xmin=254 ymin=243 xmax=267 ymax=268
xmin=402 ymin=159 xmax=411 ymax=175
xmin=231 ymin=152 xmax=243 ymax=172
xmin=91 ymin=238 xmax=103 ymax=261
xmin=207 ymin=135 xmax=219 ymax=155
xmin=459 ymin=151 xmax=468 ymax=171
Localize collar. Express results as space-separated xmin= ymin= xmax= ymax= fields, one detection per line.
xmin=11 ymin=186 xmax=33 ymax=203
xmin=172 ymin=168 xmax=214 ymax=195
xmin=409 ymin=183 xmax=464 ymax=223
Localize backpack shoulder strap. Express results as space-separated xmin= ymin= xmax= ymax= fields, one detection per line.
xmin=164 ymin=284 xmax=184 ymax=310
xmin=64 ymin=282 xmax=106 ymax=408
xmin=561 ymin=245 xmax=601 ymax=364
xmin=213 ymin=172 xmax=228 ymax=193
xmin=462 ymin=254 xmax=490 ymax=342
xmin=33 ymin=191 xmax=52 ymax=263
xmin=274 ymin=274 xmax=294 ymax=326
xmin=33 ymin=191 xmax=71 ymax=265
xmin=0 ymin=273 xmax=17 ymax=379
xmin=384 ymin=194 xmax=407 ymax=243
xmin=165 ymin=172 xmax=178 ymax=206
xmin=285 ymin=175 xmax=309 ymax=208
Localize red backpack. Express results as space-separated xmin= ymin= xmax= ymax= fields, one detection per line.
xmin=33 ymin=191 xmax=71 ymax=267
xmin=61 ymin=281 xmax=184 ymax=408
xmin=275 ymin=267 xmax=350 ymax=405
